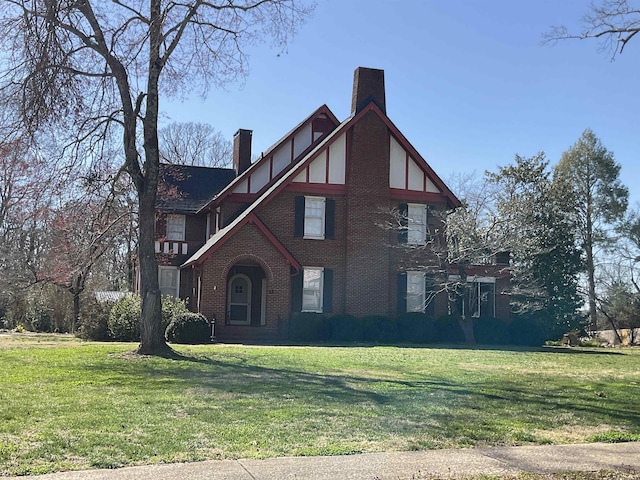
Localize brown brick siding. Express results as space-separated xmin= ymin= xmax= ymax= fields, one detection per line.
xmin=344 ymin=110 xmax=392 ymax=316
xmin=198 ymin=222 xmax=291 ymax=340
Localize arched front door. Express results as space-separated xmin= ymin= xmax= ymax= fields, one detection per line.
xmin=228 ymin=274 xmax=251 ymax=325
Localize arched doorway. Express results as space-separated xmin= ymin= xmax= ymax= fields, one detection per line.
xmin=226 ymin=262 xmax=267 ymax=326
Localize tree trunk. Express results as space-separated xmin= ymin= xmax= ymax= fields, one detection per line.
xmin=72 ymin=290 xmax=80 ymax=334
xmin=135 ymin=0 xmax=171 ymax=356
xmin=135 ymin=183 xmax=170 ymax=355
xmin=585 ymin=214 xmax=598 ymax=331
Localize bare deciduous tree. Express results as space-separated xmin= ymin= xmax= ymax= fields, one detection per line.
xmin=159 ymin=122 xmax=232 ymax=167
xmin=545 ymin=0 xmax=640 ymax=58
xmin=0 ymin=0 xmax=313 ymax=355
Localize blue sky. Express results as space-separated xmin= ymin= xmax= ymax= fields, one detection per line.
xmin=163 ymin=0 xmax=639 ymax=205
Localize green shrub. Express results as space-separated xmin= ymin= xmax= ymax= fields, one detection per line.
xmin=161 ymin=296 xmax=190 ymax=330
xmin=361 ymin=315 xmax=398 ymax=343
xmin=165 ymin=312 xmax=211 ymax=344
xmin=509 ymin=315 xmax=548 ymax=346
xmin=396 ymin=313 xmax=436 ymax=343
xmin=78 ymin=299 xmax=111 ymax=341
xmin=108 ymin=295 xmax=141 ymax=341
xmin=434 ymin=314 xmax=465 ymax=343
xmin=328 ymin=314 xmax=362 ymax=342
xmin=288 ymin=312 xmax=329 ymax=342
xmin=473 ymin=317 xmax=510 ymax=345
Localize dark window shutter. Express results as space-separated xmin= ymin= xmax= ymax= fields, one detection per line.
xmin=323 ymin=268 xmax=333 ymax=313
xmin=291 ymin=272 xmax=303 ymax=313
xmin=325 ymin=198 xmax=335 ymax=239
xmin=397 ymin=272 xmax=407 ymax=314
xmin=294 ymin=196 xmax=305 ymax=237
xmin=398 ymin=203 xmax=408 ymax=244
xmin=425 ymin=274 xmax=435 ymax=315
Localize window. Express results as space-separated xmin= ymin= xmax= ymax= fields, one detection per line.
xmin=166 ymin=214 xmax=185 ymax=241
xmin=295 ymin=196 xmax=335 ymax=240
xmin=449 ymin=275 xmax=496 ymax=319
xmin=304 ymin=197 xmax=325 ymax=239
xmin=406 ymin=271 xmax=426 ymax=313
xmin=302 ymin=267 xmax=324 ymax=312
xmin=293 ymin=267 xmax=333 ymax=314
xmin=407 ymin=203 xmax=427 ymax=245
xmin=159 ymin=267 xmax=179 ymax=297
xmin=399 ymin=271 xmax=436 ymax=314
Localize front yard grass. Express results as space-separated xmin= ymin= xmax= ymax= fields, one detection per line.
xmin=1 ymin=334 xmax=639 ymax=475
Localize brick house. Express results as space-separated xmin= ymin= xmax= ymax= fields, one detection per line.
xmin=153 ymin=67 xmax=510 ymax=342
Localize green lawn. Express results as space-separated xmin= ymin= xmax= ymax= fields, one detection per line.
xmin=1 ymin=334 xmax=639 ymax=476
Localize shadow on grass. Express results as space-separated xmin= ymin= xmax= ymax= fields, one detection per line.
xmin=84 ymin=346 xmax=640 ymax=431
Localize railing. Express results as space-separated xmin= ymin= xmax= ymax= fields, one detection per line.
xmin=155 ymin=240 xmax=188 ymax=255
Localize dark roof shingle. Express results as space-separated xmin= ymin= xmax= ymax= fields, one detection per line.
xmin=157 ymin=163 xmax=236 ymax=214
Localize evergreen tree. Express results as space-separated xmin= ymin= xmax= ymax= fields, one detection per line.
xmin=489 ymin=153 xmax=583 ymax=338
xmin=554 ymin=129 xmax=628 ymax=330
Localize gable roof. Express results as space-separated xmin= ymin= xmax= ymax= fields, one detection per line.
xmin=197 ymin=104 xmax=340 ymax=213
xmin=157 ymin=163 xmax=236 ymax=214
xmin=182 ymin=100 xmax=461 ymax=267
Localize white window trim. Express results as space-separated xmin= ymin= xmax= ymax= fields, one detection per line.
xmin=166 ymin=214 xmax=186 ymax=241
xmin=302 ymin=267 xmax=324 ymax=313
xmin=158 ymin=266 xmax=180 ymax=298
xmin=407 ymin=203 xmax=427 ymax=245
xmin=303 ymin=196 xmax=326 ymax=240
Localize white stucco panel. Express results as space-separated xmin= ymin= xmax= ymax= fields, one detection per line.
xmin=425 ymin=176 xmax=440 ymax=193
xmin=308 ymin=151 xmax=327 ymax=183
xmin=249 ymin=160 xmax=271 ymax=193
xmin=272 ymin=140 xmax=291 ymax=177
xmin=389 ymin=136 xmax=406 ymax=189
xmin=233 ymin=178 xmax=248 ymax=194
xmin=407 ymin=157 xmax=424 ymax=191
xmin=293 ymin=123 xmax=312 ymax=159
xmin=328 ymin=133 xmax=346 ymax=184
xmin=292 ymin=170 xmax=307 ymax=183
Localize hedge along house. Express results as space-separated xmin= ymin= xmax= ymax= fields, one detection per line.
xmin=154 ymin=67 xmax=509 ymax=342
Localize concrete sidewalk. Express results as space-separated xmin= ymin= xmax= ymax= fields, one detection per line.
xmin=13 ymin=442 xmax=640 ymax=480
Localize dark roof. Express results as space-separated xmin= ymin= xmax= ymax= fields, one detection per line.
xmin=157 ymin=164 xmax=236 ymax=214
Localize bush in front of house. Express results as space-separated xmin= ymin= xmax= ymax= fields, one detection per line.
xmin=473 ymin=317 xmax=511 ymax=345
xmin=165 ymin=312 xmax=210 ymax=344
xmin=434 ymin=314 xmax=466 ymax=343
xmin=361 ymin=315 xmax=398 ymax=343
xmin=328 ymin=314 xmax=363 ymax=342
xmin=79 ymin=299 xmax=111 ymax=341
xmin=508 ymin=314 xmax=548 ymax=346
xmin=288 ymin=312 xmax=330 ymax=342
xmin=396 ymin=312 xmax=436 ymax=343
xmin=161 ymin=295 xmax=191 ymax=331
xmin=107 ymin=295 xmax=141 ymax=341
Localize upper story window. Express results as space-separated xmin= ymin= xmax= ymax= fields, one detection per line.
xmin=407 ymin=203 xmax=427 ymax=245
xmin=166 ymin=214 xmax=185 ymax=241
xmin=294 ymin=196 xmax=335 ymax=240
xmin=304 ymin=197 xmax=325 ymax=239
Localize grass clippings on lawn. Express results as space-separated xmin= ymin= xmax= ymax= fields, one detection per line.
xmin=0 ymin=335 xmax=639 ymax=476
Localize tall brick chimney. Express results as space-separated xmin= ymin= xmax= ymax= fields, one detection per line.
xmin=351 ymin=67 xmax=386 ymax=115
xmin=233 ymin=129 xmax=252 ymax=176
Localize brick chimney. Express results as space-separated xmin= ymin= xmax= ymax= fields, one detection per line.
xmin=233 ymin=129 xmax=252 ymax=176
xmin=351 ymin=67 xmax=386 ymax=115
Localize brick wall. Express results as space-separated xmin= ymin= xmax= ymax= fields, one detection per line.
xmin=344 ymin=110 xmax=392 ymax=316
xmin=198 ymin=222 xmax=291 ymax=339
